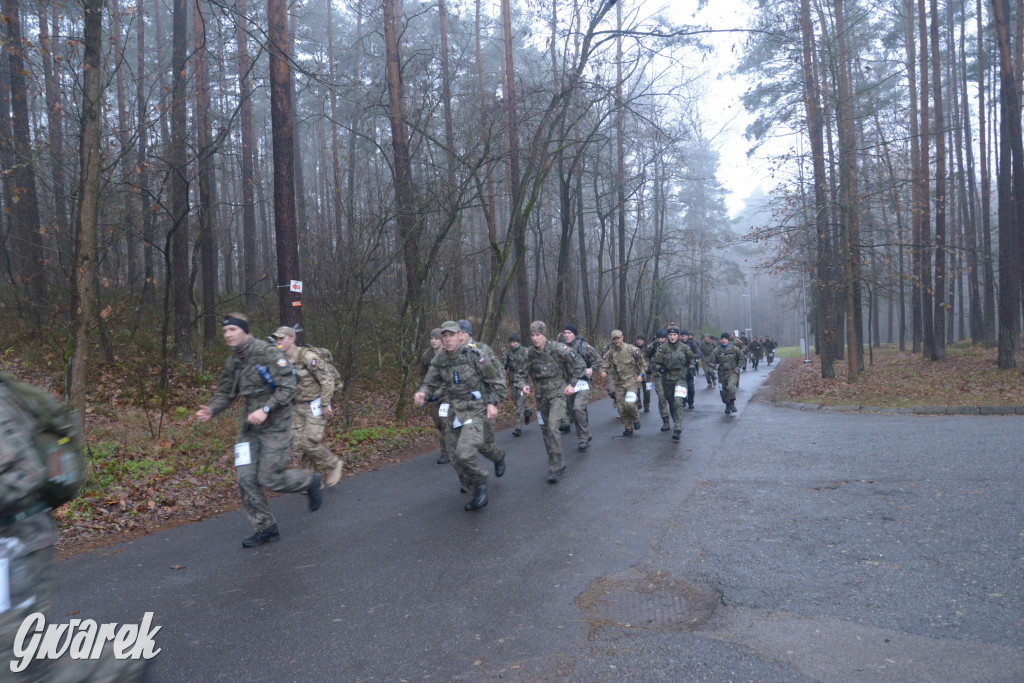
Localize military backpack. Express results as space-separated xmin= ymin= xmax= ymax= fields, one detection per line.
xmin=302 ymin=346 xmax=345 ymax=401
xmin=0 ymin=375 xmax=86 ymax=509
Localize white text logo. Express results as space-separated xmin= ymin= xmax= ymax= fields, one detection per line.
xmin=10 ymin=612 xmax=162 ymax=673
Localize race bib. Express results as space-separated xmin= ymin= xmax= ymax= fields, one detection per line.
xmin=438 ymin=403 xmax=450 ymax=418
xmin=537 ymin=412 xmax=544 ymax=426
xmin=452 ymin=415 xmax=462 ymax=429
xmin=646 ymin=382 xmax=653 ymax=390
xmin=674 ymin=385 xmax=688 ymax=399
xmin=0 ymin=556 xmax=9 ymax=613
xmin=574 ymin=379 xmax=590 ymax=393
xmin=234 ymin=442 xmax=252 ymax=467
xmin=625 ymin=391 xmax=638 ymax=403
xmin=310 ymin=397 xmax=322 ymax=417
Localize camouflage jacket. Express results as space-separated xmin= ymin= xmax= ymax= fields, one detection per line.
xmin=713 ymin=344 xmax=745 ymax=373
xmin=526 ymin=340 xmax=586 ymax=389
xmin=503 ymin=344 xmax=530 ymax=386
xmin=603 ymin=343 xmax=645 ymax=387
xmin=287 ymin=345 xmax=334 ymax=403
xmin=207 ymin=337 xmax=296 ymax=433
xmin=652 ymin=340 xmax=697 ymax=382
xmin=699 ymin=339 xmax=717 ymax=360
xmin=565 ymin=338 xmax=602 ymax=373
xmin=418 ymin=344 xmax=507 ymax=413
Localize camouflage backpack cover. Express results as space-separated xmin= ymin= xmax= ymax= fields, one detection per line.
xmin=0 ymin=375 xmax=86 ymax=508
xmin=303 ymin=346 xmax=344 ymax=401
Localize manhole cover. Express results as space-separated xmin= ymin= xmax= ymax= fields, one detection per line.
xmin=578 ymin=570 xmax=719 ymax=631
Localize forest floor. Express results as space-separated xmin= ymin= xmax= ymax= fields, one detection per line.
xmin=0 ymin=350 xmax=606 ymax=559
xmin=773 ymin=341 xmax=1024 ymax=408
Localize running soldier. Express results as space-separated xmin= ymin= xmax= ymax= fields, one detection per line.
xmin=420 ymin=328 xmax=450 ymax=464
xmin=647 ymin=329 xmax=671 ymax=431
xmin=651 ymin=324 xmax=696 ymax=440
xmin=713 ymin=332 xmax=745 ymax=414
xmin=457 ymin=320 xmax=507 ymax=468
xmin=634 ymin=336 xmax=652 ymax=413
xmin=503 ymin=332 xmax=533 ymax=436
xmin=602 ymin=330 xmax=645 ymax=435
xmin=559 ymin=325 xmax=602 ymax=451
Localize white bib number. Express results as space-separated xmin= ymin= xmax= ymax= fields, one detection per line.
xmin=625 ymin=391 xmax=638 ymax=404
xmin=0 ymin=556 xmax=9 ymax=613
xmin=573 ymin=379 xmax=590 ymax=393
xmin=452 ymin=415 xmax=462 ymax=429
xmin=234 ymin=442 xmax=252 ymax=467
xmin=674 ymin=385 xmax=688 ymax=399
xmin=310 ymin=397 xmax=322 ymax=417
xmin=646 ymin=382 xmax=653 ymax=390
xmin=438 ymin=403 xmax=450 ymax=418
xmin=537 ymin=412 xmax=544 ymax=426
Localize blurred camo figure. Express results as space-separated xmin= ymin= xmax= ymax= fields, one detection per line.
xmin=273 ymin=326 xmax=344 ymax=487
xmin=558 ymin=325 xmax=602 ymax=451
xmin=414 ymin=321 xmax=507 ymax=510
xmin=713 ymin=332 xmax=745 ymax=414
xmin=602 ymin=330 xmax=645 ymax=435
xmin=0 ymin=379 xmax=146 ymax=681
xmin=523 ymin=321 xmax=586 ymax=483
xmin=197 ymin=313 xmax=323 ymax=547
xmin=503 ymin=332 xmax=533 ymax=436
xmin=699 ymin=334 xmax=718 ymax=388
xmin=634 ymin=336 xmax=651 ymax=413
xmin=420 ymin=328 xmax=450 ymax=464
xmin=651 ymin=324 xmax=696 ymax=440
xmin=647 ymin=330 xmax=670 ymax=431
xmin=457 ymin=320 xmax=506 ymax=467
xmin=681 ymin=330 xmax=702 ymax=409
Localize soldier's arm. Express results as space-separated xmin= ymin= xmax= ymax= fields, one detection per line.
xmin=265 ymin=345 xmax=297 ymax=411
xmin=205 ymin=357 xmax=239 ymax=417
xmin=306 ymin=350 xmax=335 ymax=403
xmin=417 ymin=360 xmax=445 ymax=400
xmin=0 ymin=392 xmax=47 ymax=510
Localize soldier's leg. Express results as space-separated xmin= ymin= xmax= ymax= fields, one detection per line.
xmin=573 ymin=388 xmax=591 ymax=443
xmin=453 ymin=416 xmax=489 ymax=489
xmin=448 ymin=427 xmax=473 ymax=489
xmin=545 ymin=394 xmax=567 ymax=473
xmin=623 ymin=385 xmax=641 ymax=425
xmin=670 ymin=379 xmax=686 ymax=429
xmin=686 ymin=371 xmax=696 ymax=408
xmin=653 ymin=376 xmax=669 ymax=419
xmin=291 ymin=409 xmax=315 ymax=472
xmin=641 ymin=381 xmax=651 ymax=411
xmin=613 ymin=388 xmax=631 ymax=428
xmin=513 ymin=384 xmax=527 ymax=430
xmin=478 ymin=418 xmax=504 ymax=463
xmin=431 ymin=401 xmax=449 ymax=462
xmin=296 ymin=403 xmax=341 ymax=473
xmin=560 ymin=393 xmax=574 ymax=429
xmin=235 ymin=434 xmax=276 ymax=532
xmin=257 ymin=430 xmax=317 ymax=494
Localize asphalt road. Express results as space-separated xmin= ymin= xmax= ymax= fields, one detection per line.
xmin=55 ymin=363 xmax=1024 ymax=681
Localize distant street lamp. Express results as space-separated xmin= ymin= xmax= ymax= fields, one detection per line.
xmin=741 ymin=293 xmax=752 ymax=336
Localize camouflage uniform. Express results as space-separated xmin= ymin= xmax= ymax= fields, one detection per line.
xmin=645 ymin=340 xmax=669 ymax=421
xmin=419 ymin=346 xmax=449 ymax=462
xmin=503 ymin=342 xmax=532 ymax=431
xmin=286 ymin=344 xmax=343 ymax=483
xmin=603 ymin=341 xmax=645 ymax=431
xmin=764 ymin=337 xmax=778 ymax=365
xmin=699 ymin=338 xmax=718 ymax=387
xmin=526 ymin=340 xmax=585 ymax=475
xmin=559 ymin=338 xmax=602 ymax=447
xmin=207 ymin=337 xmax=317 ymax=533
xmin=652 ymin=339 xmax=696 ymax=432
xmin=418 ymin=342 xmax=506 ymax=492
xmin=748 ymin=339 xmax=763 ymax=370
xmin=713 ymin=341 xmax=745 ymax=412
xmin=466 ymin=338 xmax=506 ymax=465
xmin=634 ymin=341 xmax=652 ymax=412
xmin=0 ymin=383 xmax=145 ymax=682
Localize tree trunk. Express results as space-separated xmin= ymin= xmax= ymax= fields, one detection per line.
xmin=979 ymin=0 xmax=996 ymax=345
xmin=614 ymin=0 xmax=627 ymax=329
xmin=918 ymin=0 xmax=935 ymax=360
xmin=236 ymin=0 xmax=259 ymax=311
xmin=930 ymin=0 xmax=947 ymax=358
xmin=136 ymin=0 xmax=155 ymax=304
xmin=194 ymin=0 xmax=218 ymax=344
xmin=170 ymin=0 xmax=193 ymax=360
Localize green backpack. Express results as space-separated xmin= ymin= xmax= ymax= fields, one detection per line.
xmin=303 ymin=346 xmax=344 ymax=401
xmin=1 ymin=375 xmax=86 ymax=508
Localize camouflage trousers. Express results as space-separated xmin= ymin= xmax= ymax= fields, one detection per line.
xmin=0 ymin=514 xmax=146 ymax=682
xmin=236 ymin=428 xmax=316 ymax=532
xmin=443 ymin=407 xmax=493 ymax=490
xmin=444 ymin=411 xmax=504 ymax=466
xmin=535 ymin=383 xmax=567 ymax=473
xmin=701 ymin=359 xmax=716 ymax=387
xmin=652 ymin=373 xmax=669 ymax=419
xmin=684 ymin=369 xmax=697 ymax=407
xmin=660 ymin=376 xmax=687 ymax=430
xmin=512 ymin=383 xmax=532 ymax=430
xmin=718 ymin=368 xmax=740 ymax=403
xmin=638 ymin=378 xmax=651 ymax=411
xmin=561 ymin=388 xmax=592 ymax=444
xmin=291 ymin=401 xmax=342 ymax=476
xmin=429 ymin=400 xmax=448 ymax=460
xmin=612 ymin=381 xmax=641 ymax=429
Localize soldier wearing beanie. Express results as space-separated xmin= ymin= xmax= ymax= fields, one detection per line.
xmin=504 ymin=331 xmax=533 ymax=435
xmin=419 ymin=328 xmax=450 ymax=464
xmin=559 ymin=325 xmax=602 ymax=450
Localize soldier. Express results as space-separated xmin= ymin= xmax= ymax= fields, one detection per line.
xmin=273 ymin=326 xmax=344 ymax=487
xmin=647 ymin=329 xmax=670 ymax=431
xmin=765 ymin=336 xmax=778 ymax=365
xmin=651 ymin=324 xmax=697 ymax=440
xmin=713 ymin=331 xmax=745 ymax=414
xmin=457 ymin=320 xmax=507 ymax=468
xmin=559 ymin=325 xmax=602 ymax=451
xmin=0 ymin=379 xmax=147 ymax=681
xmin=699 ymin=333 xmax=718 ymax=388
xmin=680 ymin=330 xmax=702 ymax=410
xmin=415 ymin=321 xmax=506 ymax=510
xmin=522 ymin=321 xmax=586 ymax=483
xmin=197 ymin=313 xmax=323 ymax=547
xmin=748 ymin=336 xmax=764 ymax=370
xmin=601 ymin=330 xmax=645 ymax=435
xmin=503 ymin=332 xmax=533 ymax=436
xmin=420 ymin=328 xmax=451 ymax=464
xmin=634 ymin=335 xmax=652 ymax=413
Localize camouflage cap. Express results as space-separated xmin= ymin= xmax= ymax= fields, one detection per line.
xmin=440 ymin=320 xmax=461 ymax=334
xmin=457 ymin=319 xmax=473 ymax=335
xmin=429 ymin=328 xmax=442 ymax=340
xmin=610 ymin=329 xmax=623 ymax=339
xmin=530 ymin=321 xmax=547 ymax=335
xmin=272 ymin=326 xmax=296 ymax=339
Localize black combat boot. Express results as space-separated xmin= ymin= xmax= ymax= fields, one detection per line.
xmin=724 ymin=404 xmax=730 ymax=414
xmin=494 ymin=457 xmax=506 ymax=477
xmin=672 ymin=430 xmax=681 ymax=441
xmin=633 ymin=421 xmax=641 ymax=431
xmin=307 ymin=474 xmax=323 ymax=511
xmin=559 ymin=423 xmax=571 ymax=433
xmin=661 ymin=417 xmax=670 ymax=431
xmin=512 ymin=428 xmax=522 ymax=437
xmin=242 ymin=524 xmax=280 ymax=548
xmin=546 ymin=466 xmax=565 ymax=484
xmin=730 ymin=400 xmax=738 ymax=413
xmin=622 ymin=428 xmax=633 ymax=436
xmin=465 ymin=484 xmax=488 ymax=511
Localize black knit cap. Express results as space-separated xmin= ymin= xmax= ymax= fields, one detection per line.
xmin=564 ymin=325 xmax=578 ymax=336
xmin=509 ymin=332 xmax=520 ymax=342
